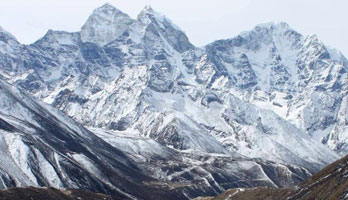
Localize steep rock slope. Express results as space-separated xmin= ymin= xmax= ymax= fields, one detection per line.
xmin=205 ymin=22 xmax=348 ymax=155
xmin=288 ymin=152 xmax=348 ymax=199
xmin=0 ymin=78 xmax=318 ymax=199
xmin=197 ymin=153 xmax=348 ymax=200
xmin=0 ymin=3 xmax=344 ymax=194
xmin=0 ymin=79 xmax=192 ymax=200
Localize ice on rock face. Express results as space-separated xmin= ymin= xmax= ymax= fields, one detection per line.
xmin=0 ymin=74 xmax=315 ymax=198
xmin=36 ymin=30 xmax=80 ymax=46
xmin=137 ymin=5 xmax=182 ymax=32
xmin=1 ymin=4 xmax=348 ymax=196
xmin=80 ymin=3 xmax=135 ymax=46
xmin=0 ymin=79 xmax=174 ymax=199
xmin=137 ymin=5 xmax=194 ymax=53
xmin=0 ymin=26 xmax=22 ymax=57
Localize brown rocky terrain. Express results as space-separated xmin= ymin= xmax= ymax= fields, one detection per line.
xmin=3 ymin=154 xmax=348 ymax=200
xmin=195 ymin=154 xmax=348 ymax=200
xmin=0 ymin=187 xmax=116 ymax=200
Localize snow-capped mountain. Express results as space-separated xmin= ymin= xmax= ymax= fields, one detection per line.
xmin=0 ymin=78 xmax=314 ymax=199
xmin=0 ymin=3 xmax=347 ymax=198
xmin=204 ymin=23 xmax=348 ymax=156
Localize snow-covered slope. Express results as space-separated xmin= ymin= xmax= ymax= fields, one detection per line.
xmin=204 ymin=22 xmax=348 ymax=155
xmin=0 ymin=79 xmax=313 ymax=199
xmin=0 ymin=78 xmax=181 ymax=199
xmin=80 ymin=3 xmax=136 ymax=46
xmin=0 ymin=3 xmax=346 ymax=197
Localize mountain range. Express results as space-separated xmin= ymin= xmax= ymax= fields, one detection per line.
xmin=0 ymin=3 xmax=347 ymax=199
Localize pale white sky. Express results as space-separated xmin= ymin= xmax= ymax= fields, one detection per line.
xmin=0 ymin=0 xmax=347 ymax=56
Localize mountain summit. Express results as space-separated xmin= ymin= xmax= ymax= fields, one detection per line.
xmin=80 ymin=3 xmax=134 ymax=45
xmin=0 ymin=3 xmax=347 ymax=199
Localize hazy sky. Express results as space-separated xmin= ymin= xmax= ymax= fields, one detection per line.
xmin=0 ymin=0 xmax=347 ymax=55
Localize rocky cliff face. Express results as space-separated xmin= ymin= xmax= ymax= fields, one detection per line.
xmin=0 ymin=3 xmax=347 ymax=199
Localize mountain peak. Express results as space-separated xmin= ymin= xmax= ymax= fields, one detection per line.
xmin=306 ymin=34 xmax=319 ymax=42
xmin=143 ymin=5 xmax=154 ymax=12
xmin=97 ymin=3 xmax=121 ymax=13
xmin=232 ymin=21 xmax=302 ymax=49
xmin=137 ymin=6 xmax=183 ymax=32
xmin=91 ymin=3 xmax=127 ymax=18
xmin=34 ymin=29 xmax=79 ymax=46
xmin=137 ymin=5 xmax=161 ymax=22
xmin=137 ymin=5 xmax=194 ymax=52
xmin=251 ymin=22 xmax=298 ymax=37
xmin=80 ymin=3 xmax=134 ymax=46
xmin=256 ymin=21 xmax=290 ymax=30
xmin=303 ymin=34 xmax=328 ymax=50
xmin=100 ymin=2 xmax=115 ymax=9
xmin=237 ymin=21 xmax=298 ymax=40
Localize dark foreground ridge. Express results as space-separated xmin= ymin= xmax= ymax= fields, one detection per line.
xmin=2 ymin=153 xmax=348 ymax=200
xmin=195 ymin=153 xmax=348 ymax=200
xmin=0 ymin=187 xmax=116 ymax=200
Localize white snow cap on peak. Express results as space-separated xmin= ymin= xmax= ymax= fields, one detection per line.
xmin=307 ymin=34 xmax=319 ymax=41
xmin=238 ymin=21 xmax=295 ymax=38
xmin=99 ymin=2 xmax=117 ymax=10
xmin=101 ymin=2 xmax=113 ymax=7
xmin=303 ymin=34 xmax=327 ymax=49
xmin=240 ymin=21 xmax=299 ymax=38
xmin=255 ymin=22 xmax=291 ymax=31
xmin=137 ymin=5 xmax=183 ymax=32
xmin=143 ymin=5 xmax=154 ymax=12
xmin=94 ymin=3 xmax=125 ymax=15
xmin=138 ymin=5 xmax=161 ymax=19
xmin=80 ymin=3 xmax=134 ymax=46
